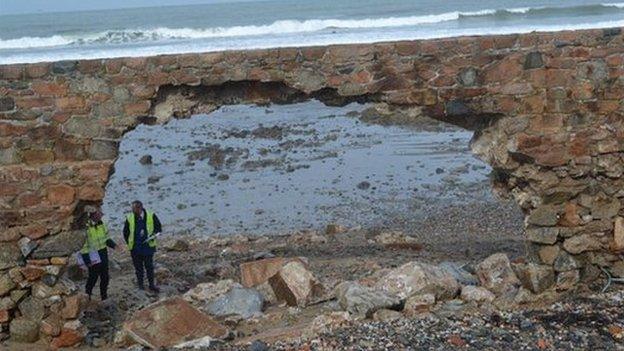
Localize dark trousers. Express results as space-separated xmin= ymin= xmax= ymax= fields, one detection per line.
xmin=85 ymin=249 xmax=109 ymax=300
xmin=131 ymin=251 xmax=155 ymax=288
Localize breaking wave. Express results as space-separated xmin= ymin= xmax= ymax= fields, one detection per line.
xmin=1 ymin=3 xmax=624 ymax=50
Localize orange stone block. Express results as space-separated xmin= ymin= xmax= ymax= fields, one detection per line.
xmin=32 ymin=81 xmax=68 ymax=97
xmin=123 ymin=101 xmax=151 ymax=115
xmin=0 ymin=310 xmax=9 ymax=323
xmin=47 ymin=184 xmax=76 ymax=206
xmin=55 ymin=96 xmax=87 ymax=112
xmin=22 ymin=149 xmax=55 ymax=165
xmin=21 ymin=265 xmax=46 ymax=281
xmin=78 ymin=184 xmax=105 ymax=201
xmin=50 ymin=328 xmax=83 ymax=349
xmin=25 ymin=63 xmax=50 ymax=78
xmin=240 ymin=257 xmax=307 ymax=288
xmin=123 ymin=297 xmax=228 ymax=348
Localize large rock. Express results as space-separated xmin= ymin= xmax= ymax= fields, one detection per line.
xmin=555 ymin=270 xmax=580 ymax=290
xmin=460 ymin=286 xmax=495 ymax=303
xmin=0 ymin=274 xmax=16 ymax=296
xmin=475 ymin=253 xmax=521 ymax=296
xmin=527 ymin=206 xmax=560 ymax=226
xmin=563 ymin=234 xmax=603 ymax=254
xmin=334 ymin=281 xmax=400 ymax=317
xmin=374 ymin=261 xmax=460 ymax=300
xmin=61 ymin=294 xmax=86 ymax=319
xmin=513 ymin=263 xmax=555 ymax=294
xmin=268 ymin=261 xmax=324 ymax=307
xmin=553 ymin=251 xmax=579 ymax=272
xmin=183 ymin=280 xmax=240 ymax=305
xmin=403 ymin=293 xmax=436 ymax=315
xmin=590 ymin=197 xmax=620 ymax=219
xmin=18 ymin=296 xmax=45 ymax=321
xmin=240 ymin=257 xmax=305 ymax=288
xmin=18 ymin=237 xmax=37 ymax=257
xmin=9 ymin=317 xmax=39 ymax=342
xmin=526 ymin=227 xmax=559 ymax=245
xmin=439 ymin=262 xmax=479 ymax=286
xmin=31 ymin=231 xmax=85 ymax=259
xmin=207 ymin=287 xmax=264 ymax=318
xmin=0 ymin=243 xmax=22 ymax=270
xmin=123 ymin=297 xmax=228 ymax=349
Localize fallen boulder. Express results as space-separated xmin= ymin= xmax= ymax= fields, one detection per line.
xmin=439 ymin=262 xmax=479 ymax=286
xmin=123 ymin=297 xmax=228 ymax=349
xmin=207 ymin=287 xmax=264 ymax=318
xmin=403 ymin=293 xmax=436 ymax=316
xmin=240 ymin=257 xmax=306 ymax=288
xmin=335 ymin=281 xmax=400 ymax=317
xmin=269 ymin=261 xmax=324 ymax=307
xmin=9 ymin=317 xmax=39 ymax=343
xmin=475 ymin=253 xmax=521 ymax=297
xmin=374 ymin=261 xmax=460 ymax=300
xmin=513 ymin=263 xmax=555 ymax=294
xmin=183 ymin=279 xmax=240 ymax=305
xmin=460 ymin=286 xmax=495 ymax=303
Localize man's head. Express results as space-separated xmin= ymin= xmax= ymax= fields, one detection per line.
xmin=89 ymin=210 xmax=103 ymax=223
xmin=85 ymin=205 xmax=102 ymax=223
xmin=132 ymin=200 xmax=143 ymax=216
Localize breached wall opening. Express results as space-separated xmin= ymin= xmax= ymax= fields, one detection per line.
xmin=148 ymin=81 xmax=379 ymax=125
xmin=102 ymin=100 xmax=525 ymax=262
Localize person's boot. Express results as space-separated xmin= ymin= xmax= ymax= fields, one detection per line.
xmin=148 ymin=285 xmax=160 ymax=294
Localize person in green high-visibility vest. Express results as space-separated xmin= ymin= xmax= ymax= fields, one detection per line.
xmin=122 ymin=200 xmax=162 ymax=293
xmin=81 ymin=208 xmax=117 ymax=301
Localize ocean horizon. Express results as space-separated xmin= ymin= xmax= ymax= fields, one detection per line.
xmin=1 ymin=0 xmax=624 ymax=64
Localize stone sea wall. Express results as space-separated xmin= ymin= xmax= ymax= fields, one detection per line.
xmin=1 ymin=27 xmax=624 ymax=342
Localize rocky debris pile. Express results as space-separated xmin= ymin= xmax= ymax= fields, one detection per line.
xmin=188 ymin=251 xmax=580 ymax=349
xmin=0 ymin=230 xmax=90 ymax=347
xmin=270 ymin=291 xmax=624 ymax=350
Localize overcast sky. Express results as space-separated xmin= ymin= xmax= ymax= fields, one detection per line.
xmin=1 ymin=0 xmax=263 ymax=15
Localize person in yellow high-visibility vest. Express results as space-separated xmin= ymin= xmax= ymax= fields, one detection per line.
xmin=81 ymin=208 xmax=117 ymax=301
xmin=122 ymin=200 xmax=162 ymax=293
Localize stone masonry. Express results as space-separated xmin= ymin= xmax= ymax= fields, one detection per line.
xmin=2 ymin=27 xmax=624 ymax=342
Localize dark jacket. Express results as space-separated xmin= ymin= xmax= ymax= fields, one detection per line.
xmin=122 ymin=209 xmax=162 ymax=255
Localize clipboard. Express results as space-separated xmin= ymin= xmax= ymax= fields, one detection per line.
xmin=141 ymin=232 xmax=162 ymax=244
xmin=76 ymin=250 xmax=101 ymax=267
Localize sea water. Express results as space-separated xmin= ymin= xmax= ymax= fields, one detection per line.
xmin=1 ymin=0 xmax=624 ymax=63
